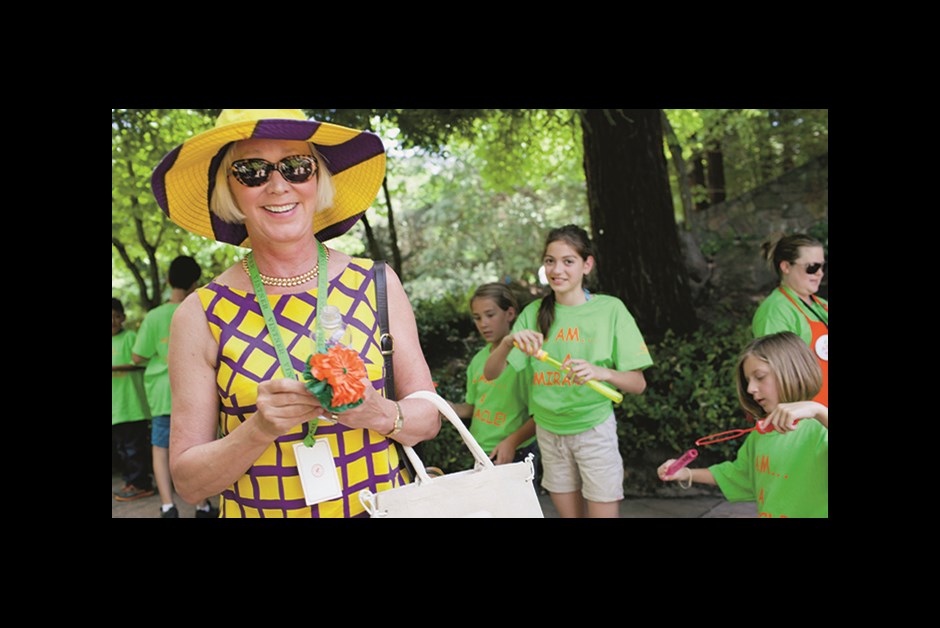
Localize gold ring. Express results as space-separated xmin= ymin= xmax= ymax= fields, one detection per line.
xmin=330 ymin=412 xmax=340 ymax=422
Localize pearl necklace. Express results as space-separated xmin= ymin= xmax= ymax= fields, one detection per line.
xmin=241 ymin=248 xmax=329 ymax=288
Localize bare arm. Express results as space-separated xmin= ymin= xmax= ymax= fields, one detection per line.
xmin=657 ymin=460 xmax=717 ymax=486
xmin=565 ymin=361 xmax=647 ymax=395
xmin=168 ymin=293 xmax=321 ymax=504
xmin=483 ymin=330 xmax=542 ymax=381
xmin=335 ymin=265 xmax=440 ymax=446
xmin=449 ymin=402 xmax=473 ymax=420
xmin=760 ymin=400 xmax=829 ymax=432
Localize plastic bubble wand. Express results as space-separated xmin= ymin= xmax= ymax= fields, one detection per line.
xmin=664 ymin=448 xmax=698 ymax=477
xmin=692 ymin=416 xmax=799 ymax=446
xmin=516 ymin=343 xmax=624 ymax=404
xmin=664 ymin=416 xmax=801 ymax=481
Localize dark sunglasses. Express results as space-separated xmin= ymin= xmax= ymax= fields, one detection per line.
xmin=793 ymin=261 xmax=827 ymax=274
xmin=230 ymin=154 xmax=318 ymax=187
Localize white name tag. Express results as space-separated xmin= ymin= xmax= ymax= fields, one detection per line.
xmin=293 ymin=440 xmax=343 ymax=506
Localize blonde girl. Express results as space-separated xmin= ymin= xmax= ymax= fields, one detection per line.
xmin=658 ymin=332 xmax=828 ymax=518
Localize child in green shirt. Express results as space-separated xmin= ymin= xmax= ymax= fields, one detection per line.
xmin=112 ymin=298 xmax=154 ymax=501
xmin=485 ymin=225 xmax=652 ymax=518
xmin=657 ymin=332 xmax=828 ymax=518
xmin=132 ymin=256 xmax=217 ymax=518
xmin=449 ymin=283 xmax=537 ymax=468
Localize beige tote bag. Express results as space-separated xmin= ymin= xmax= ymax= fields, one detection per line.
xmin=359 ymin=390 xmax=544 ymax=518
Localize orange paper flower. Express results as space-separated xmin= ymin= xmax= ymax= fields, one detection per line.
xmin=307 ymin=346 xmax=368 ymax=407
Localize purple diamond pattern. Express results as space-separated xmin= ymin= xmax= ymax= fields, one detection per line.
xmin=197 ymin=258 xmax=408 ymax=518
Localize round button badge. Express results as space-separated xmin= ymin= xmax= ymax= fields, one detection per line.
xmin=815 ymin=334 xmax=828 ymax=361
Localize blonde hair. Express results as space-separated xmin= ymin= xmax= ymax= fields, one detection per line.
xmin=761 ymin=232 xmax=823 ymax=279
xmin=210 ymin=143 xmax=336 ymax=224
xmin=735 ymin=332 xmax=822 ymax=417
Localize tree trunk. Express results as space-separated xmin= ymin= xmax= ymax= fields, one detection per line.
xmin=705 ymin=144 xmax=726 ymax=204
xmin=660 ymin=110 xmax=693 ymax=228
xmin=382 ymin=176 xmax=404 ymax=276
xmin=123 ymin=157 xmax=162 ymax=310
xmin=360 ymin=214 xmax=385 ymax=261
xmin=112 ymin=236 xmax=151 ymax=309
xmin=580 ymin=109 xmax=696 ymax=339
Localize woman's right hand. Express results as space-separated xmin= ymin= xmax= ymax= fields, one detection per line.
xmin=507 ymin=330 xmax=543 ymax=356
xmin=253 ymin=378 xmax=323 ymax=441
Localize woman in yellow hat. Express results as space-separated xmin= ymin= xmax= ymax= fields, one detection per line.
xmin=153 ymin=109 xmax=440 ymax=518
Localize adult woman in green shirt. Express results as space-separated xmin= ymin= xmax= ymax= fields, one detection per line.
xmin=752 ymin=233 xmax=828 ymax=406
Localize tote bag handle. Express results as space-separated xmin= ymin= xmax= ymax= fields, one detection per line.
xmin=400 ymin=390 xmax=495 ymax=484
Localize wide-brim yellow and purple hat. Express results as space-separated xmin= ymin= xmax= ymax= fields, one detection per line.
xmin=151 ymin=109 xmax=386 ymax=246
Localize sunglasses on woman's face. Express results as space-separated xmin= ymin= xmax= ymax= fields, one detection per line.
xmin=793 ymin=261 xmax=827 ymax=274
xmin=230 ymin=154 xmax=318 ymax=187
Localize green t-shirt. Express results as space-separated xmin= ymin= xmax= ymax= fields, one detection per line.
xmin=465 ymin=344 xmax=536 ymax=453
xmin=112 ymin=330 xmax=151 ymax=425
xmin=511 ymin=294 xmax=653 ymax=435
xmin=752 ymin=286 xmax=829 ymax=346
xmin=133 ymin=302 xmax=179 ymax=416
xmin=709 ymin=419 xmax=828 ymax=518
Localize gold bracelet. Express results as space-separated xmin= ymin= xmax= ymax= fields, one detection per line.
xmin=382 ymin=401 xmax=404 ymax=437
xmin=678 ymin=467 xmax=693 ymax=490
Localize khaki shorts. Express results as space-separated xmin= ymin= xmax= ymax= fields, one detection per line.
xmin=536 ymin=414 xmax=624 ymax=502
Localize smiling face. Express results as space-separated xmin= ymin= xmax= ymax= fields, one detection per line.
xmin=742 ymin=355 xmax=780 ymax=415
xmin=471 ymin=296 xmax=515 ymax=346
xmin=543 ymin=240 xmax=594 ymax=302
xmin=228 ymin=139 xmax=320 ymax=246
xmin=780 ymin=245 xmax=825 ymax=298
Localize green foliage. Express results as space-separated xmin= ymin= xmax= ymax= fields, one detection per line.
xmin=112 ymin=109 xmax=240 ymax=314
xmin=411 ymin=289 xmax=480 ymax=371
xmin=664 ymin=108 xmax=829 ymax=205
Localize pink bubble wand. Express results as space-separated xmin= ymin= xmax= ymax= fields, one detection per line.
xmin=664 ymin=448 xmax=698 ymax=478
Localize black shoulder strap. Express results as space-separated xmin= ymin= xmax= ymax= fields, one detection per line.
xmin=374 ymin=260 xmax=415 ymax=482
xmin=374 ymin=260 xmax=395 ymax=400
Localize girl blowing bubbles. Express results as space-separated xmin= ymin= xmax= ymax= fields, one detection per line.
xmin=449 ymin=284 xmax=538 ymax=466
xmin=658 ymin=332 xmax=828 ymax=518
xmin=485 ymin=225 xmax=652 ymax=518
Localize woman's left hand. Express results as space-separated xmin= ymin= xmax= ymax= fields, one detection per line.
xmin=759 ymin=400 xmax=827 ymax=433
xmin=328 ymin=379 xmax=397 ymax=434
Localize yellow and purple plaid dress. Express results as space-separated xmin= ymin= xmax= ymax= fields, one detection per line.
xmin=198 ymin=257 xmax=409 ymax=517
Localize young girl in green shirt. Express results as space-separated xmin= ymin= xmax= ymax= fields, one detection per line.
xmin=657 ymin=332 xmax=829 ymax=518
xmin=485 ymin=225 xmax=652 ymax=518
xmin=450 ymin=284 xmax=538 ymax=467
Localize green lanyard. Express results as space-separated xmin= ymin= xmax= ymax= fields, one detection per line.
xmin=245 ymin=241 xmax=329 ymax=444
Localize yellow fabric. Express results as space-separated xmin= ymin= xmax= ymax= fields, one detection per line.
xmin=197 ymin=257 xmax=407 ymax=517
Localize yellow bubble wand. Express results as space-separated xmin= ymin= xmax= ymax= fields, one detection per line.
xmin=516 ymin=343 xmax=624 ymax=404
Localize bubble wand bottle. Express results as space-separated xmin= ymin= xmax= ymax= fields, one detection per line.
xmin=517 ymin=343 xmax=624 ymax=404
